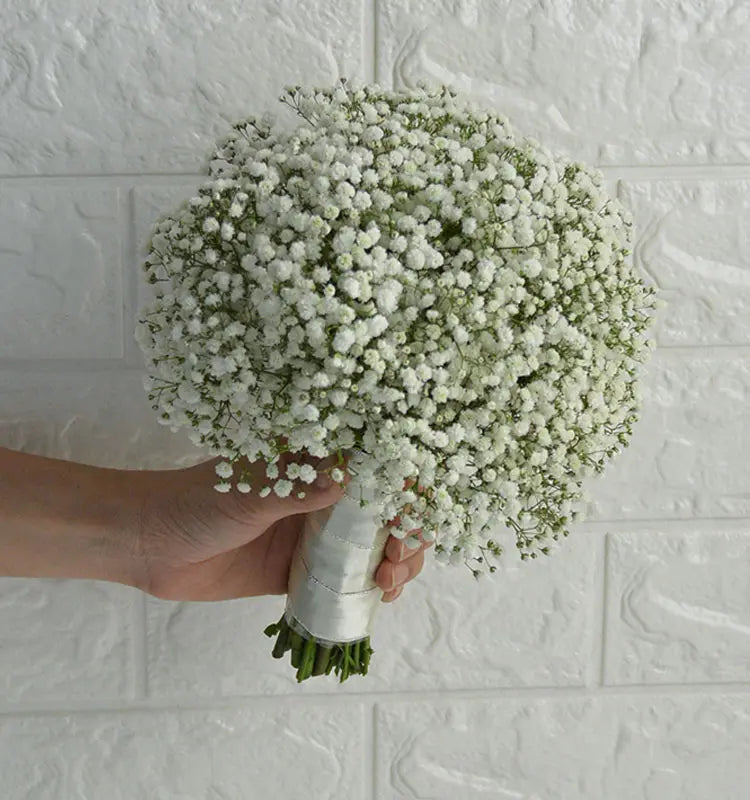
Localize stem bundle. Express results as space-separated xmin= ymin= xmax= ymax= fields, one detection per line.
xmin=264 ymin=614 xmax=374 ymax=683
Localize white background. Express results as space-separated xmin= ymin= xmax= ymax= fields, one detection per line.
xmin=1 ymin=1 xmax=749 ymax=798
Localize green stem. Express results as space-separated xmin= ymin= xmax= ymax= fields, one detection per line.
xmin=297 ymin=636 xmax=317 ymax=682
xmin=290 ymin=630 xmax=303 ymax=669
xmin=271 ymin=621 xmax=290 ymax=659
xmin=312 ymin=645 xmax=332 ymax=676
xmin=341 ymin=643 xmax=350 ymax=682
xmin=263 ymin=615 xmax=283 ymax=638
xmin=365 ymin=638 xmax=373 ymax=674
xmin=265 ymin=615 xmax=376 ymax=682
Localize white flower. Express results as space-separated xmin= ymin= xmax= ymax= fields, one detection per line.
xmin=367 ymin=314 xmax=389 ymax=337
xmin=406 ymin=248 xmax=425 ymax=269
xmin=324 ymin=414 xmax=341 ymax=430
xmin=333 ymin=328 xmax=356 ymax=353
xmin=273 ymin=479 xmax=294 ymax=498
xmin=215 ymin=461 xmax=234 ymax=479
xmin=340 ymin=276 xmax=361 ymax=298
xmin=329 ymin=389 xmax=349 ymax=407
xmin=375 ymin=279 xmax=403 ymax=314
xmin=138 ymin=80 xmax=658 ymax=567
xmin=363 ymin=125 xmax=384 ymax=143
xmin=285 ymin=462 xmax=302 ymax=480
xmin=178 ymin=384 xmax=201 ymax=404
xmin=522 ymin=259 xmax=543 ymax=279
xmin=297 ymin=464 xmax=318 ymax=483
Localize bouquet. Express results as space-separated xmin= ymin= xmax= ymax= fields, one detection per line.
xmin=136 ymin=80 xmax=659 ymax=683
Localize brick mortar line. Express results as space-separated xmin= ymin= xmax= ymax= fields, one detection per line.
xmin=364 ymin=702 xmax=376 ymax=800
xmin=0 ymin=173 xmax=205 ymax=182
xmin=2 ymin=164 xmax=750 ymax=183
xmin=363 ymin=0 xmax=376 ymax=85
xmin=597 ymin=533 xmax=610 ymax=686
xmin=131 ymin=592 xmax=149 ymax=701
xmin=121 ymin=187 xmax=137 ymax=365
xmin=2 ymin=682 xmax=750 ymax=719
xmin=577 ymin=517 xmax=750 ymax=531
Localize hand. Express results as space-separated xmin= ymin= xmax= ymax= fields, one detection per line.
xmin=133 ymin=453 xmax=430 ymax=602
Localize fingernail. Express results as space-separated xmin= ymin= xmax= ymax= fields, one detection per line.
xmin=315 ymin=472 xmax=331 ymax=489
xmin=393 ymin=563 xmax=409 ymax=586
xmin=382 ymin=586 xmax=403 ymax=603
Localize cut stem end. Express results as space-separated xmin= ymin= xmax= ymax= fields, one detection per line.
xmin=263 ymin=614 xmax=374 ymax=683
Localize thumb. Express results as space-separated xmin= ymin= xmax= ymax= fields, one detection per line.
xmin=251 ymin=470 xmax=347 ymax=523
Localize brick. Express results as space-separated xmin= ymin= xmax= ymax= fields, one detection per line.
xmin=1 ymin=1 xmax=365 ymax=174
xmin=621 ymin=179 xmax=750 ymax=346
xmin=0 ymin=369 xmax=204 ymax=469
xmin=605 ymin=527 xmax=750 ymax=685
xmin=368 ymin=526 xmax=597 ymax=690
xmin=377 ymin=0 xmax=750 ymax=164
xmin=377 ymin=693 xmax=750 ymax=799
xmin=0 ymin=579 xmax=136 ymax=705
xmin=0 ymin=704 xmax=363 ymax=799
xmin=0 ymin=186 xmax=122 ymax=359
xmin=146 ymin=594 xmax=298 ymax=696
xmin=585 ymin=350 xmax=750 ymax=521
xmin=131 ymin=183 xmax=202 ymax=320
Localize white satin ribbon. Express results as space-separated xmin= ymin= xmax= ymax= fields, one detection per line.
xmin=285 ymin=487 xmax=389 ymax=645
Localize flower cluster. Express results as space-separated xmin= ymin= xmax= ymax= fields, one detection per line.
xmin=136 ymin=81 xmax=658 ymax=569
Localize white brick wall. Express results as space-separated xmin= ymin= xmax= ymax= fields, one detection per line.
xmin=1 ymin=1 xmax=748 ymax=797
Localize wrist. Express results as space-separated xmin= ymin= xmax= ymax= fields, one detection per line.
xmin=0 ymin=448 xmax=147 ymax=589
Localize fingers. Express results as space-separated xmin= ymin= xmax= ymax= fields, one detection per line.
xmin=384 ymin=528 xmax=431 ymax=563
xmin=376 ymin=531 xmax=432 ymax=600
xmin=226 ymin=451 xmax=352 ymax=523
xmin=378 ymin=481 xmax=431 ymax=604
xmin=380 ymin=585 xmax=403 ymax=603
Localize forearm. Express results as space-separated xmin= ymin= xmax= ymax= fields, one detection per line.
xmin=0 ymin=447 xmax=144 ymax=587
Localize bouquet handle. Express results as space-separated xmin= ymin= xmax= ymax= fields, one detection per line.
xmin=264 ymin=489 xmax=389 ymax=681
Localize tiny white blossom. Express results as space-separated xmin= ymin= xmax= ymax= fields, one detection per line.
xmin=333 ymin=328 xmax=356 ymax=353
xmin=215 ymin=461 xmax=234 ymax=479
xmin=298 ymin=464 xmax=318 ymax=483
xmin=273 ymin=479 xmax=294 ymax=497
xmin=285 ymin=462 xmax=302 ymax=480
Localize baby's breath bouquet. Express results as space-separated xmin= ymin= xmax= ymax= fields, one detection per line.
xmin=136 ymin=80 xmax=658 ymax=683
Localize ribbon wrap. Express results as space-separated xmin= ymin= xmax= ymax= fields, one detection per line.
xmin=284 ymin=486 xmax=388 ymax=645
